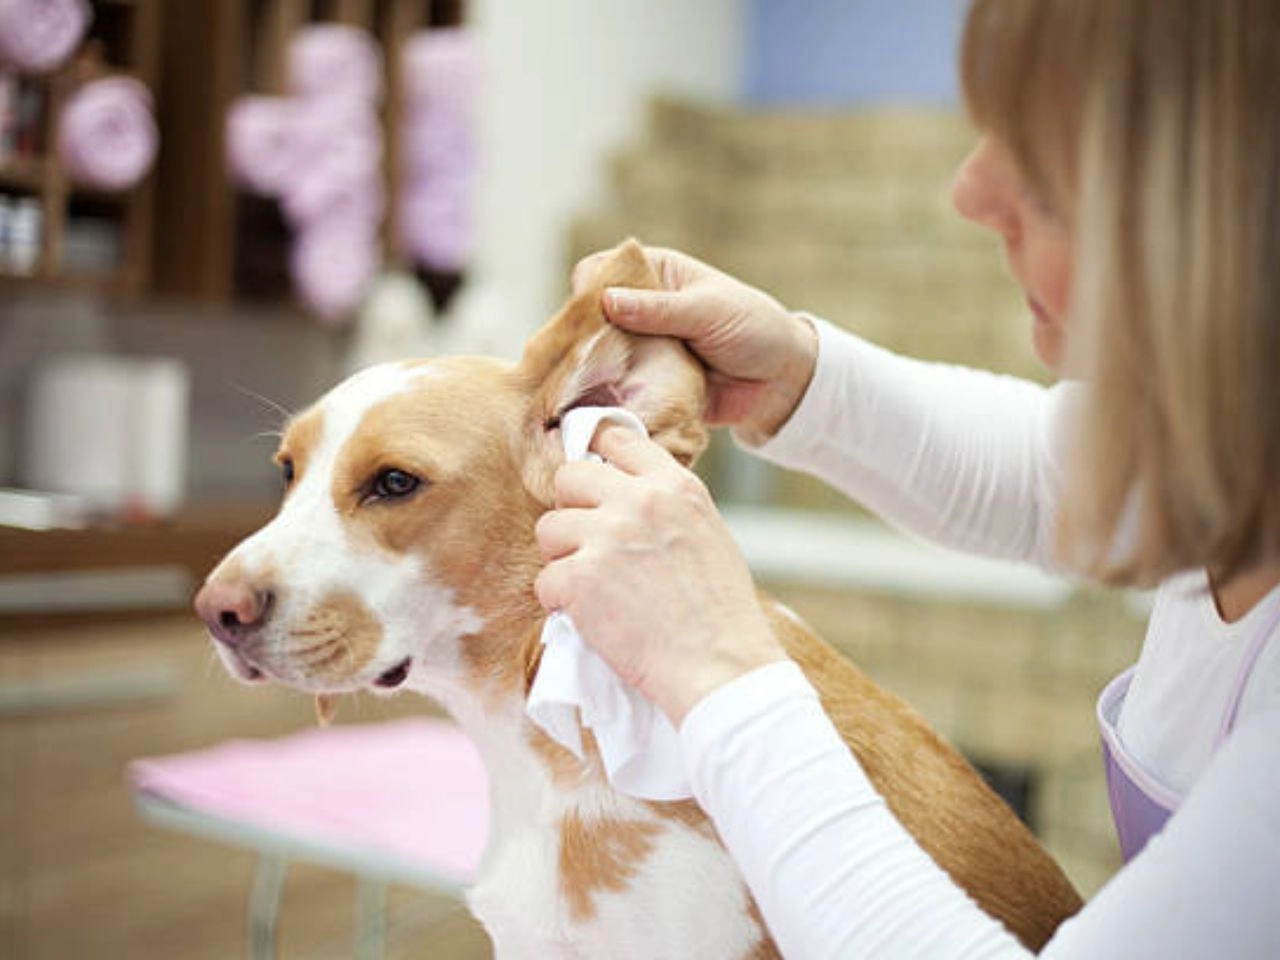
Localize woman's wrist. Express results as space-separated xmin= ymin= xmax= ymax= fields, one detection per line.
xmin=737 ymin=312 xmax=819 ymax=446
xmin=659 ymin=625 xmax=791 ymax=728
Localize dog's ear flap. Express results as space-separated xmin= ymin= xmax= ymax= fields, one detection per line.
xmin=519 ymin=240 xmax=708 ymax=496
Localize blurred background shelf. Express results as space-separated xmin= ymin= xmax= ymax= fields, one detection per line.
xmin=0 ymin=0 xmax=160 ymax=298
xmin=154 ymin=0 xmax=464 ymax=306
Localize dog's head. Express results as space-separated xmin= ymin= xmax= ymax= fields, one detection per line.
xmin=195 ymin=240 xmax=706 ymax=712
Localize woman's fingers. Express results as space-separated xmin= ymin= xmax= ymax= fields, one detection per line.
xmin=603 ymin=287 xmax=717 ymax=340
xmin=552 ymin=459 xmax=631 ymax=508
xmin=534 ymin=507 xmax=592 ymax=561
xmin=533 ymin=551 xmax=574 ymax=612
xmin=591 ymin=425 xmax=676 ymax=476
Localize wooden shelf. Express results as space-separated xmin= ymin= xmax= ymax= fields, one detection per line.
xmin=0 ymin=0 xmax=160 ymax=298
xmin=0 ymin=158 xmax=48 ymax=192
xmin=0 ymin=501 xmax=275 ymax=579
xmin=0 ymin=270 xmax=116 ymax=293
xmin=153 ymin=0 xmax=465 ymax=303
xmin=68 ymin=183 xmax=135 ymax=202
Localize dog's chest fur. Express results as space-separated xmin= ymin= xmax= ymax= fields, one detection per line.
xmin=457 ymin=707 xmax=769 ymax=959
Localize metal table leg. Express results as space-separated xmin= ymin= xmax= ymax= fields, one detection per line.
xmin=355 ymin=877 xmax=388 ymax=960
xmin=249 ymin=854 xmax=289 ymax=960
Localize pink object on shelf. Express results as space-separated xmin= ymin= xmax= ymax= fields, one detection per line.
xmin=398 ymin=28 xmax=480 ymax=274
xmin=289 ymin=23 xmax=383 ymax=106
xmin=57 ymin=75 xmax=158 ymax=190
xmin=279 ymin=102 xmax=384 ymax=227
xmin=290 ymin=215 xmax=380 ymax=323
xmin=399 ymin=176 xmax=475 ymax=273
xmin=283 ymin=162 xmax=385 ymax=232
xmin=0 ymin=0 xmax=91 ymax=75
xmin=400 ymin=27 xmax=480 ymax=113
xmin=225 ymin=95 xmax=295 ymax=196
xmin=402 ymin=111 xmax=476 ymax=179
xmin=128 ymin=718 xmax=489 ymax=883
xmin=222 ymin=27 xmax=390 ymax=323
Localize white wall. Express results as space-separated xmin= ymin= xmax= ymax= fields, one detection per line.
xmin=469 ymin=1 xmax=744 ymax=339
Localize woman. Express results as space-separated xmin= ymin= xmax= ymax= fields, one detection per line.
xmin=534 ymin=0 xmax=1280 ymax=956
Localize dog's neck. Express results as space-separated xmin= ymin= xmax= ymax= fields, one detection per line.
xmin=404 ymin=613 xmax=617 ymax=819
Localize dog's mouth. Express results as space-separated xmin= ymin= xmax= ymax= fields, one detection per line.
xmin=212 ymin=640 xmax=269 ymax=684
xmin=374 ymin=657 xmax=412 ymax=689
xmin=212 ymin=630 xmax=412 ymax=693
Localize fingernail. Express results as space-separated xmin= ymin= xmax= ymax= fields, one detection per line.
xmin=605 ymin=288 xmax=637 ymax=318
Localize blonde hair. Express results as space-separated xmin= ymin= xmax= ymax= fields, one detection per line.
xmin=961 ymin=0 xmax=1280 ymax=586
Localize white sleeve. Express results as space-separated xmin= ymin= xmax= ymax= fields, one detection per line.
xmin=746 ymin=318 xmax=1082 ymax=571
xmin=681 ymin=661 xmax=1280 ymax=960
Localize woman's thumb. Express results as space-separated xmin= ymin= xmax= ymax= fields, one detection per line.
xmin=603 ymin=287 xmax=691 ymax=336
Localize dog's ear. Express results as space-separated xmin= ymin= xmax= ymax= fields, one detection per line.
xmin=518 ymin=239 xmax=708 ymax=501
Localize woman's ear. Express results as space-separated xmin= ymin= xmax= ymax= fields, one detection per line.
xmin=517 ymin=240 xmax=709 ymax=501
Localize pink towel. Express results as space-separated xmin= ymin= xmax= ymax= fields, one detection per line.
xmin=403 ymin=112 xmax=476 ymax=179
xmin=291 ymin=215 xmax=380 ymax=323
xmin=225 ymin=96 xmax=296 ymax=196
xmin=399 ymin=176 xmax=474 ymax=273
xmin=398 ymin=29 xmax=480 ymax=274
xmin=400 ymin=28 xmax=480 ymax=113
xmin=289 ymin=24 xmax=383 ymax=106
xmin=129 ymin=718 xmax=489 ymax=882
xmin=223 ymin=26 xmax=387 ymax=323
xmin=0 ymin=0 xmax=91 ymax=74
xmin=57 ymin=75 xmax=159 ymax=190
xmin=278 ymin=101 xmax=384 ymax=227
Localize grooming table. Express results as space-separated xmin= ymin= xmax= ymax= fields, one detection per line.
xmin=128 ymin=717 xmax=489 ymax=960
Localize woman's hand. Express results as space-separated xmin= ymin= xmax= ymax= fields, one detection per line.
xmin=572 ymin=245 xmax=819 ymax=445
xmin=534 ymin=425 xmax=788 ymax=726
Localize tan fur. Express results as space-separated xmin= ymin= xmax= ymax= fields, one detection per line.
xmin=558 ymin=812 xmax=665 ymax=922
xmin=525 ymin=723 xmax=611 ymax=791
xmin=743 ymin=900 xmax=782 ymax=960
xmin=314 ymin=693 xmax=337 ymax=726
xmin=299 ymin=589 xmax=383 ymax=680
xmin=645 ymin=798 xmax=720 ymax=843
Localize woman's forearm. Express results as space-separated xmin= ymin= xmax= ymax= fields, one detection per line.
xmin=746 ymin=319 xmax=1080 ymax=571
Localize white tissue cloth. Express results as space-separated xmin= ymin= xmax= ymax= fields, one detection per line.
xmin=525 ymin=406 xmax=693 ymax=801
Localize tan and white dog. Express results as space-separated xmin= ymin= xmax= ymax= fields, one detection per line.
xmin=195 ymin=241 xmax=1082 ymax=958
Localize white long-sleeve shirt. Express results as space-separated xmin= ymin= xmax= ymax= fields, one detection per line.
xmin=678 ymin=319 xmax=1280 ymax=958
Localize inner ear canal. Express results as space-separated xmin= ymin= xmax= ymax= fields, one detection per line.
xmin=546 ymin=382 xmax=624 ymax=430
xmin=572 ymin=382 xmax=624 ymax=410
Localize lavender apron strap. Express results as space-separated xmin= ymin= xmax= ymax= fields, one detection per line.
xmin=1098 ymin=668 xmax=1181 ymax=861
xmin=1214 ymin=599 xmax=1280 ymax=747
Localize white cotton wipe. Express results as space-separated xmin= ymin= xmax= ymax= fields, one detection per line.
xmin=525 ymin=406 xmax=693 ymax=801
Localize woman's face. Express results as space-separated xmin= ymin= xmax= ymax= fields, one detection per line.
xmin=952 ymin=137 xmax=1075 ymax=373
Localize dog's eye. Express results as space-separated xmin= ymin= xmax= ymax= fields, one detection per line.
xmin=280 ymin=457 xmax=295 ymax=486
xmin=370 ymin=468 xmax=421 ymax=501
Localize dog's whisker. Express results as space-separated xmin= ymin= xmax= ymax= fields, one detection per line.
xmin=230 ymin=381 xmax=295 ymax=425
xmin=203 ymin=649 xmax=223 ymax=678
xmin=292 ymin=639 xmax=340 ymax=658
xmin=308 ymin=645 xmax=349 ymax=671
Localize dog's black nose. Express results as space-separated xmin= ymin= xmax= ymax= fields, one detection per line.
xmin=194 ymin=580 xmax=273 ymax=647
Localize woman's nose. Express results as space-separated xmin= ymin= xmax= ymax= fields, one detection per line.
xmin=952 ymin=139 xmax=1019 ymax=241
